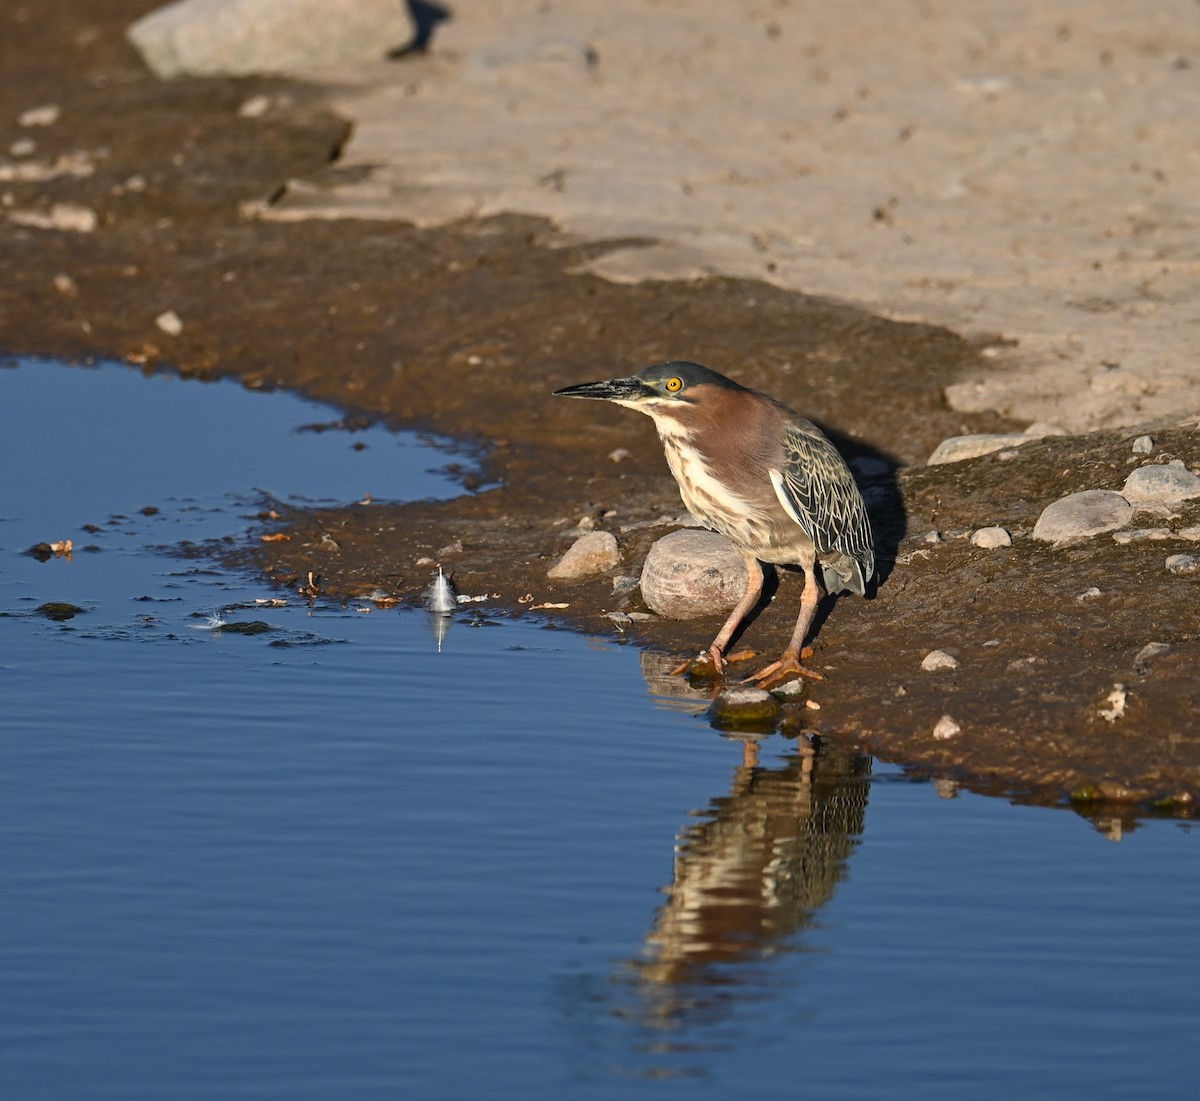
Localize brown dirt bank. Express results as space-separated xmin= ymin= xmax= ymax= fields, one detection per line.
xmin=3 ymin=1 xmax=1196 ymax=823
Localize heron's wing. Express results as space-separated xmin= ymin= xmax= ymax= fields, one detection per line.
xmin=769 ymin=420 xmax=875 ymax=594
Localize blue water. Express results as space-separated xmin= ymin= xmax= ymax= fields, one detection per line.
xmin=0 ymin=359 xmax=1196 ymax=1099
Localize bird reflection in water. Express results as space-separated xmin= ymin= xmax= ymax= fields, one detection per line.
xmin=613 ymin=652 xmax=871 ymax=1049
xmin=555 ymin=653 xmax=872 ymax=1077
xmin=635 ymin=737 xmax=869 ymax=1026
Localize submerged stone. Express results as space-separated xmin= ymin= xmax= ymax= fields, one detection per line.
xmin=708 ymin=686 xmax=781 ymax=730
xmin=36 ymin=601 xmax=85 ymax=621
xmin=218 ymin=620 xmax=274 ymax=634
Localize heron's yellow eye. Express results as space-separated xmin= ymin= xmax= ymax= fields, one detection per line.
xmin=665 ymin=376 xmax=683 ymax=393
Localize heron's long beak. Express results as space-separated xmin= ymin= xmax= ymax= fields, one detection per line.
xmin=553 ymin=376 xmax=651 ymax=402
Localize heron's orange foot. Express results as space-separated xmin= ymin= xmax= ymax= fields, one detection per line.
xmin=745 ymin=648 xmax=824 ymax=689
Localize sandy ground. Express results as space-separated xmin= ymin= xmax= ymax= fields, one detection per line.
xmin=268 ymin=0 xmax=1200 ymax=434
xmin=2 ymin=0 xmax=1198 ymax=820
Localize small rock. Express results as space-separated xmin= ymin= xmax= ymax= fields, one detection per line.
xmin=9 ymin=136 xmax=36 ymax=157
xmin=708 ymin=686 xmax=780 ymax=729
xmin=1032 ymin=490 xmax=1133 ymax=544
xmin=1007 ymin=655 xmax=1045 ymax=673
xmin=1023 ymin=422 xmax=1069 ymax=437
xmin=1077 ymin=586 xmax=1102 ymax=602
xmin=237 ymin=93 xmax=273 ymax=118
xmin=1122 ymin=460 xmax=1200 ymax=507
xmin=547 ymin=530 xmax=620 ymax=580
xmin=607 ymin=447 xmax=629 ymax=463
xmin=1134 ymin=642 xmax=1171 ymax=671
xmin=770 ymin=678 xmax=808 ymax=700
xmin=52 ymin=273 xmax=78 ymax=296
xmin=639 ymin=529 xmax=746 ymax=619
xmin=927 ymin=433 xmax=1038 ymax=465
xmin=1131 ymin=434 xmax=1155 ymax=455
xmin=932 ymin=714 xmax=961 ymax=740
xmin=127 ymin=0 xmax=416 ymax=78
xmin=18 ymin=104 xmax=60 ymax=127
xmin=1180 ymin=526 xmax=1200 ymax=542
xmin=155 ymin=309 xmax=184 ymax=335
xmin=921 ymin=649 xmax=959 ymax=671
xmin=923 ymin=530 xmax=942 ymax=544
xmin=970 ymin=526 xmax=1011 ymax=548
xmin=1165 ymin=553 xmax=1200 ymax=576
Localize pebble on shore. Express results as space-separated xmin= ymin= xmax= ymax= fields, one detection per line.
xmin=932 ymin=714 xmax=962 ymax=740
xmin=921 ymin=649 xmax=959 ymax=672
xmin=970 ymin=526 xmax=1012 ymax=548
xmin=546 ymin=530 xmax=619 ymax=580
xmin=1165 ymin=553 xmax=1199 ymax=577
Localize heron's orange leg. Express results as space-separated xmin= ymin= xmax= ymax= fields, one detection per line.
xmin=745 ymin=566 xmax=825 ymax=687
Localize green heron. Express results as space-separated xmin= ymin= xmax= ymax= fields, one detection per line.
xmin=554 ymin=361 xmax=874 ymax=685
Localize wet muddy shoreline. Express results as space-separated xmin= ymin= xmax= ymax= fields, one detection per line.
xmin=4 ymin=1 xmax=1197 ymax=818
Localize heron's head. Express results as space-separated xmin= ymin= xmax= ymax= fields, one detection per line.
xmin=553 ymin=361 xmax=747 ymax=419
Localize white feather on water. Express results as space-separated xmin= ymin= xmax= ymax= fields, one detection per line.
xmin=425 ymin=567 xmax=457 ymax=614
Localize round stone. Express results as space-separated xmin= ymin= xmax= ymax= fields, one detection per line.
xmin=639 ymin=529 xmax=746 ymax=619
